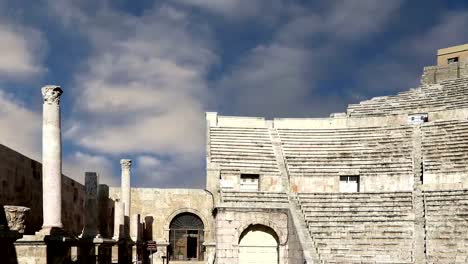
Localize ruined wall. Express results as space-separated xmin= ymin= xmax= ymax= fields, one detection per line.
xmin=109 ymin=188 xmax=214 ymax=242
xmin=0 ymin=144 xmax=85 ymax=235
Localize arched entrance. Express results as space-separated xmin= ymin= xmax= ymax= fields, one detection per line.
xmin=169 ymin=212 xmax=204 ymax=261
xmin=238 ymin=224 xmax=279 ymax=264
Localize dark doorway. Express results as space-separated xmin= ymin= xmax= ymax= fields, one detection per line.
xmin=187 ymin=236 xmax=198 ymax=259
xmin=169 ymin=213 xmax=204 ymax=261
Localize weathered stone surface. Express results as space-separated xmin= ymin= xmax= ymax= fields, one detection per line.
xmin=80 ymin=172 xmax=99 ymax=238
xmin=41 ymin=85 xmax=63 ymax=231
xmin=3 ymin=205 xmax=30 ymax=233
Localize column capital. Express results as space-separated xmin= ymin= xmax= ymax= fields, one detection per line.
xmin=41 ymin=85 xmax=63 ymax=105
xmin=120 ymin=159 xmax=132 ymax=169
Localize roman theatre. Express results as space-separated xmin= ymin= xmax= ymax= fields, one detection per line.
xmin=2 ymin=44 xmax=468 ymax=264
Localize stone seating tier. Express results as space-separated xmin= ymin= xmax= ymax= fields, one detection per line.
xmin=296 ymin=192 xmax=414 ymax=263
xmin=347 ymin=77 xmax=468 ymax=117
xmin=423 ymin=189 xmax=468 ymax=264
xmin=278 ymin=127 xmax=413 ymax=179
xmin=219 ymin=191 xmax=289 ymax=208
xmin=422 ymin=120 xmax=468 ymax=177
xmin=209 ymin=127 xmax=280 ymax=173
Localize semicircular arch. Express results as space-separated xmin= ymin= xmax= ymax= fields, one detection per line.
xmin=234 ymin=219 xmax=287 ymax=245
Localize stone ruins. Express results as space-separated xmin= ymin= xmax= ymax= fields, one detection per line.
xmin=1 ymin=44 xmax=468 ymax=264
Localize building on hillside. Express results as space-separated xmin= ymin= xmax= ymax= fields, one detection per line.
xmin=2 ymin=44 xmax=468 ymax=264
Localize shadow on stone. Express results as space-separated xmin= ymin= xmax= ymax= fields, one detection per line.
xmin=0 ymin=205 xmax=25 ymax=264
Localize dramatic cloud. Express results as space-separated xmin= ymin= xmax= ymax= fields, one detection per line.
xmin=217 ymin=0 xmax=402 ymax=117
xmin=49 ymin=3 xmax=216 ymax=187
xmin=134 ymin=154 xmax=204 ymax=188
xmin=350 ymin=10 xmax=468 ymax=100
xmin=174 ymin=0 xmax=288 ymax=21
xmin=67 ymin=5 xmax=215 ymax=156
xmin=0 ymin=0 xmax=462 ymax=189
xmin=0 ymin=90 xmax=41 ymax=160
xmin=63 ymin=151 xmax=117 ymax=186
xmin=0 ymin=23 xmax=46 ymax=79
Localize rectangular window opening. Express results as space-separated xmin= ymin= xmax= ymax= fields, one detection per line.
xmin=339 ymin=176 xmax=360 ymax=193
xmin=448 ymin=57 xmax=459 ymax=64
xmin=240 ymin=174 xmax=259 ymax=192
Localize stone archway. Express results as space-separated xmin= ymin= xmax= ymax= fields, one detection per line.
xmin=169 ymin=212 xmax=205 ymax=261
xmin=238 ymin=224 xmax=279 ymax=264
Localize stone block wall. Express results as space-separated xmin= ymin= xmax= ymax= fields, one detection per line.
xmin=421 ymin=62 xmax=468 ymax=85
xmin=215 ymin=208 xmax=289 ymax=264
xmin=109 ymin=188 xmax=214 ymax=242
xmin=286 ymin=211 xmax=305 ymax=264
xmin=0 ymin=144 xmax=85 ymax=235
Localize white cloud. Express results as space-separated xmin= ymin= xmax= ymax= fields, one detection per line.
xmin=0 ymin=23 xmax=46 ymax=78
xmin=217 ymin=0 xmax=404 ymax=117
xmin=350 ymin=10 xmax=468 ymax=99
xmin=63 ymin=151 xmax=118 ymax=186
xmin=324 ymin=0 xmax=402 ymax=40
xmin=174 ymin=0 xmax=288 ymax=21
xmin=0 ymin=90 xmax=41 ymax=160
xmin=134 ymin=154 xmax=205 ymax=188
xmin=48 ymin=4 xmax=216 ymax=187
xmin=65 ymin=5 xmax=215 ymax=158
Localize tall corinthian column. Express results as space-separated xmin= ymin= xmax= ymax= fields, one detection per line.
xmin=41 ymin=85 xmax=64 ymax=231
xmin=120 ymin=159 xmax=132 ymax=217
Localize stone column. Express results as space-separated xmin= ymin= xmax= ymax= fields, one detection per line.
xmin=113 ymin=201 xmax=124 ymax=240
xmin=120 ymin=159 xmax=132 ymax=218
xmin=131 ymin=214 xmax=141 ymax=263
xmin=130 ymin=214 xmax=140 ymax=242
xmin=41 ymin=85 xmax=64 ymax=232
xmin=80 ymin=172 xmax=99 ymax=238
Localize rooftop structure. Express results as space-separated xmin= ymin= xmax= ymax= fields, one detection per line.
xmin=437 ymin=43 xmax=468 ymax=66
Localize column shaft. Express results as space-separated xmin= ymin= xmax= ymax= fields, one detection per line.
xmin=120 ymin=159 xmax=132 ymax=217
xmin=41 ymin=86 xmax=63 ymax=230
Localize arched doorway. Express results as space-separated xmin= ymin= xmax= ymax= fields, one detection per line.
xmin=169 ymin=212 xmax=204 ymax=261
xmin=238 ymin=224 xmax=279 ymax=264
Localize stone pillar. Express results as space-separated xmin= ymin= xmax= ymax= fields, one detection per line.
xmin=131 ymin=214 xmax=141 ymax=263
xmin=130 ymin=214 xmax=140 ymax=242
xmin=80 ymin=172 xmax=99 ymax=238
xmin=120 ymin=159 xmax=132 ymax=218
xmin=113 ymin=201 xmax=124 ymax=240
xmin=41 ymin=85 xmax=64 ymax=232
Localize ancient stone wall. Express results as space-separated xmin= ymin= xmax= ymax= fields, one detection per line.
xmin=286 ymin=211 xmax=305 ymax=264
xmin=0 ymin=144 xmax=85 ymax=235
xmin=108 ymin=188 xmax=214 ymax=242
xmin=422 ymin=61 xmax=468 ymax=84
xmin=215 ymin=208 xmax=289 ymax=264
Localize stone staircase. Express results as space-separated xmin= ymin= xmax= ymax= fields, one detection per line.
xmin=295 ymin=192 xmax=415 ymax=264
xmin=347 ymin=77 xmax=468 ymax=117
xmin=424 ymin=189 xmax=468 ymax=264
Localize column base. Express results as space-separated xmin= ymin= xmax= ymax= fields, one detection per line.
xmin=36 ymin=226 xmax=65 ymax=237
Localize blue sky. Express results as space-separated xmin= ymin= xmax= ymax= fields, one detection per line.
xmin=1 ymin=0 xmax=468 ymax=188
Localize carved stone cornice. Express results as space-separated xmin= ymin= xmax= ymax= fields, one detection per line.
xmin=41 ymin=85 xmax=63 ymax=105
xmin=120 ymin=159 xmax=132 ymax=170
